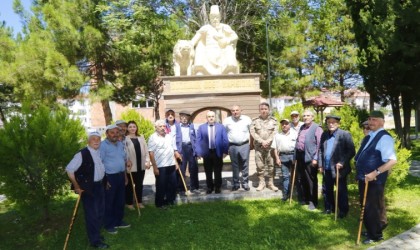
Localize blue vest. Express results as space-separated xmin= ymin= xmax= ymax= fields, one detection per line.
xmin=355 ymin=130 xmax=389 ymax=184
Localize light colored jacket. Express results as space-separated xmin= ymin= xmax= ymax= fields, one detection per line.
xmin=125 ymin=135 xmax=150 ymax=172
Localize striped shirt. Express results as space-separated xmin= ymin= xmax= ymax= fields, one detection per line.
xmin=148 ymin=132 xmax=177 ymax=168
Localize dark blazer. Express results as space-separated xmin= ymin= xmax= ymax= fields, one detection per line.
xmin=196 ymin=123 xmax=229 ymax=158
xmin=180 ymin=123 xmax=198 ymax=156
xmin=318 ymin=128 xmax=355 ymax=178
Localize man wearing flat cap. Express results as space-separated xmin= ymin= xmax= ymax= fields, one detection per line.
xmin=66 ymin=131 xmax=109 ymax=248
xmin=290 ymin=111 xmax=304 ymax=132
xmin=100 ymin=124 xmax=132 ymax=234
xmin=272 ymin=118 xmax=298 ymax=201
xmin=178 ymin=110 xmax=199 ymax=192
xmin=355 ymin=110 xmax=397 ymax=244
xmin=319 ymin=115 xmax=355 ymax=218
xmin=115 ymin=120 xmax=127 ymax=141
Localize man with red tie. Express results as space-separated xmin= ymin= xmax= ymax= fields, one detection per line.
xmin=196 ymin=111 xmax=229 ymax=194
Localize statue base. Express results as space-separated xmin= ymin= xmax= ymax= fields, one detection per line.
xmin=161 ymin=73 xmax=262 ymax=119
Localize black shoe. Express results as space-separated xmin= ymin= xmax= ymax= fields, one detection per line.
xmin=215 ymin=188 xmax=221 ymax=194
xmin=362 ymin=237 xmax=383 ymax=245
xmin=232 ymin=186 xmax=240 ymax=191
xmin=206 ymin=189 xmax=213 ymax=194
xmin=338 ymin=211 xmax=347 ymax=219
xmin=281 ymin=195 xmax=289 ymax=201
xmin=322 ymin=210 xmax=332 ymax=214
xmin=92 ymin=242 xmax=109 ymax=249
xmin=243 ymin=186 xmax=250 ymax=191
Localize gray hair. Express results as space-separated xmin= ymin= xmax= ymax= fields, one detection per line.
xmin=154 ymin=119 xmax=166 ymax=128
xmin=303 ymin=109 xmax=314 ymax=117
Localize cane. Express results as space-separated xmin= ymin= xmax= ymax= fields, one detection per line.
xmin=289 ymin=161 xmax=297 ymax=205
xmin=356 ymin=179 xmax=369 ymax=245
xmin=63 ymin=191 xmax=83 ymax=250
xmin=129 ymin=171 xmax=141 ymax=217
xmin=335 ymin=165 xmax=339 ymax=221
xmin=178 ymin=167 xmax=191 ymax=196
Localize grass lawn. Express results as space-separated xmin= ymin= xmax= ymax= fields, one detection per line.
xmin=1 ymin=173 xmax=419 ymax=250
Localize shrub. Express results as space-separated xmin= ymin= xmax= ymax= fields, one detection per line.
xmin=0 ymin=105 xmax=85 ymax=219
xmin=120 ymin=109 xmax=154 ymax=140
xmin=386 ymin=130 xmax=411 ymax=192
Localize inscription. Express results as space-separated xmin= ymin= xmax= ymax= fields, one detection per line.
xmin=168 ymin=79 xmax=258 ymax=93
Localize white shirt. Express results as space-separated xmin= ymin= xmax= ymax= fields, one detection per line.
xmin=223 ymin=115 xmax=252 ymax=144
xmin=290 ymin=121 xmax=304 ymax=133
xmin=271 ymin=129 xmax=298 ymax=153
xmin=148 ymin=132 xmax=177 ymax=168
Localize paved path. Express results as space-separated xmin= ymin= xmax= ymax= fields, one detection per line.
xmin=368 ymin=161 xmax=420 ymax=250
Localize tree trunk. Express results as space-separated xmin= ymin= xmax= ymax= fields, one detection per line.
xmin=390 ymin=96 xmax=403 ymax=144
xmin=369 ymin=95 xmax=374 ymax=112
xmin=101 ymin=100 xmax=113 ymax=125
xmin=401 ymin=93 xmax=412 ymax=149
xmin=154 ymin=100 xmax=160 ymax=121
xmin=339 ymin=72 xmax=345 ymax=102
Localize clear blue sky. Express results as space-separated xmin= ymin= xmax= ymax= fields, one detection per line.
xmin=1 ymin=0 xmax=32 ymax=35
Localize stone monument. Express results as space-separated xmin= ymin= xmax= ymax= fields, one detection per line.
xmin=164 ymin=5 xmax=261 ymax=119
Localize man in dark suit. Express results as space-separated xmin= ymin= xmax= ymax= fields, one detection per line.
xmin=196 ymin=111 xmax=229 ymax=194
xmin=319 ymin=115 xmax=355 ymax=218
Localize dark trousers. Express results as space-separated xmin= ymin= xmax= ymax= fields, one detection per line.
xmin=155 ymin=165 xmax=177 ymax=207
xmin=358 ymin=181 xmax=386 ymax=240
xmin=104 ymin=172 xmax=125 ymax=230
xmin=203 ymin=150 xmax=223 ymax=190
xmin=323 ymin=170 xmax=349 ymax=213
xmin=229 ymin=143 xmax=250 ymax=188
xmin=180 ymin=143 xmax=199 ymax=190
xmin=296 ymin=152 xmax=318 ymax=206
xmin=81 ymin=181 xmax=105 ymax=245
xmin=125 ymin=170 xmax=145 ymax=204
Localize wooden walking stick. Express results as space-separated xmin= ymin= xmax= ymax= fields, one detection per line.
xmin=63 ymin=192 xmax=83 ymax=250
xmin=289 ymin=161 xmax=297 ymax=205
xmin=356 ymin=179 xmax=369 ymax=245
xmin=178 ymin=167 xmax=191 ymax=196
xmin=129 ymin=171 xmax=141 ymax=217
xmin=335 ymin=165 xmax=339 ymax=221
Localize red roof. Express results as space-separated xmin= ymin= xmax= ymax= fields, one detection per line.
xmin=302 ymin=95 xmax=344 ymax=108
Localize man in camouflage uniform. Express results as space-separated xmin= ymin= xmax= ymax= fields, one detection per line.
xmin=250 ymin=102 xmax=278 ymax=191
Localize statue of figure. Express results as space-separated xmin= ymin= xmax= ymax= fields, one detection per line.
xmin=190 ymin=5 xmax=239 ymax=75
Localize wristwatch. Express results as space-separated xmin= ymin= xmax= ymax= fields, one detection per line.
xmin=376 ymin=168 xmax=381 ymax=175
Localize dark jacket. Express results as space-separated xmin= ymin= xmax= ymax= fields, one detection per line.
xmin=319 ymin=128 xmax=356 ymax=178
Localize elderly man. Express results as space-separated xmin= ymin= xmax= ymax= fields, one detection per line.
xmin=319 ymin=115 xmax=355 ymax=218
xmin=223 ymin=105 xmax=252 ymax=191
xmin=272 ymin=119 xmax=298 ymax=201
xmin=115 ymin=120 xmax=127 ymax=141
xmin=355 ymin=111 xmax=397 ymax=244
xmin=179 ymin=110 xmax=199 ymax=192
xmin=100 ymin=124 xmax=132 ymax=234
xmin=250 ymin=102 xmax=278 ymax=191
xmin=66 ymin=131 xmax=108 ymax=249
xmin=290 ymin=111 xmax=304 ymax=132
xmin=196 ymin=111 xmax=229 ymax=194
xmin=294 ymin=109 xmax=323 ymax=210
xmin=148 ymin=120 xmax=179 ymax=209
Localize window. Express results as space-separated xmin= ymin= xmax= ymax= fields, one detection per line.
xmin=132 ymin=95 xmax=154 ymax=108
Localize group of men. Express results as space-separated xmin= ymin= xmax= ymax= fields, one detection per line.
xmin=67 ymin=102 xmax=397 ymax=247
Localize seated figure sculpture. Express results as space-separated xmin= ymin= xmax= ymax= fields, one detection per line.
xmin=190 ymin=5 xmax=239 ymax=75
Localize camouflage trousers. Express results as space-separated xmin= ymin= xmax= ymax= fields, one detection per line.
xmin=255 ymin=148 xmax=274 ymax=178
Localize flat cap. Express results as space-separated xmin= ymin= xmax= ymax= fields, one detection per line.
xmin=115 ymin=120 xmax=127 ymax=125
xmin=325 ymin=115 xmax=341 ymax=121
xmin=290 ymin=111 xmax=299 ymax=116
xmin=369 ymin=110 xmax=384 ymax=119
xmin=280 ymin=118 xmax=290 ymax=123
xmin=106 ymin=124 xmax=118 ymax=131
xmin=165 ymin=108 xmax=175 ymax=113
xmin=179 ymin=110 xmax=191 ymax=116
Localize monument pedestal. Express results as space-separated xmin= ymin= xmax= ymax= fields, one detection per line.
xmin=161 ymin=73 xmax=262 ymax=119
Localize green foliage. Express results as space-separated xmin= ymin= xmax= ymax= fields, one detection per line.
xmin=0 ymin=105 xmax=85 ymax=219
xmin=386 ymin=130 xmax=411 ymax=192
xmin=273 ymin=103 xmax=304 ymax=128
xmin=120 ymin=109 xmax=154 ymax=140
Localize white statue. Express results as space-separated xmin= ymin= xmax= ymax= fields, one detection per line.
xmin=173 ymin=40 xmax=195 ymax=76
xmin=172 ymin=5 xmax=239 ymax=76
